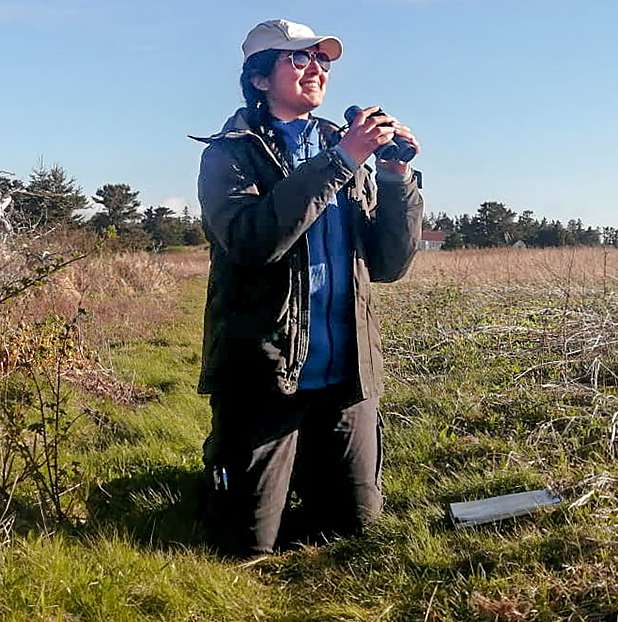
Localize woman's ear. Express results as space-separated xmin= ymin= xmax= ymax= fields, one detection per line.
xmin=251 ymin=75 xmax=269 ymax=92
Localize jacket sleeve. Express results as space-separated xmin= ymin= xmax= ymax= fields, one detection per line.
xmin=198 ymin=140 xmax=355 ymax=265
xmin=364 ymin=169 xmax=424 ymax=282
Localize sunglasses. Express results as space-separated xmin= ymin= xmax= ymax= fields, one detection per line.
xmin=285 ymin=50 xmax=332 ymax=72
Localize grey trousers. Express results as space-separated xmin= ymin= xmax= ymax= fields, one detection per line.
xmin=202 ymin=382 xmax=382 ymax=556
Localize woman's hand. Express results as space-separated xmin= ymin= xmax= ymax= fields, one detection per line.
xmin=338 ymin=106 xmax=421 ymax=171
xmin=339 ymin=106 xmax=396 ymax=165
xmin=377 ymin=120 xmax=421 ymax=176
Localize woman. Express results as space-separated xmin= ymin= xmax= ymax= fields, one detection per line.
xmin=193 ymin=19 xmax=423 ymax=556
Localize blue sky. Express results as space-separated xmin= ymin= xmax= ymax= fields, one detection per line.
xmin=2 ymin=0 xmax=617 ymax=227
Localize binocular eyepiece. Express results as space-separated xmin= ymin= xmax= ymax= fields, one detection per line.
xmin=344 ymin=105 xmax=416 ymax=162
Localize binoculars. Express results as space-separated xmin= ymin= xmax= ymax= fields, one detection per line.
xmin=344 ymin=105 xmax=416 ymax=162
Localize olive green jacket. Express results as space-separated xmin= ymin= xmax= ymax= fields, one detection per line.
xmin=193 ymin=108 xmax=423 ymax=398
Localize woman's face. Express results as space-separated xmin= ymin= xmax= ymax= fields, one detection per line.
xmin=259 ymin=46 xmax=329 ymax=121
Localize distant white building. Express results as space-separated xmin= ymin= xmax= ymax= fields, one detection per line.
xmin=420 ymin=230 xmax=447 ymax=251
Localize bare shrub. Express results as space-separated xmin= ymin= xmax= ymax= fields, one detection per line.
xmin=0 ymin=311 xmax=88 ymax=525
xmin=70 ymin=367 xmax=157 ymax=405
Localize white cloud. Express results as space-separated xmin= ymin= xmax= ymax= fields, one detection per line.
xmin=160 ymin=196 xmax=198 ymax=217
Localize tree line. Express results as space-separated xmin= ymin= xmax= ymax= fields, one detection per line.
xmin=4 ymin=163 xmax=614 ymax=252
xmin=425 ymin=202 xmax=617 ymax=250
xmin=0 ymin=162 xmax=206 ymax=249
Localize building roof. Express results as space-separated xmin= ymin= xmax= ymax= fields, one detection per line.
xmin=422 ymin=230 xmax=447 ymax=242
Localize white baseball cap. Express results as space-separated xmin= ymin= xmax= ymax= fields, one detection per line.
xmin=242 ymin=19 xmax=343 ymax=62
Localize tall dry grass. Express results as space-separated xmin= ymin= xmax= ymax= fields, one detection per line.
xmin=34 ymin=251 xmax=176 ymax=320
xmin=160 ymin=247 xmax=210 ymax=279
xmin=409 ymin=246 xmax=618 ymax=288
xmin=386 ymin=247 xmax=618 ymax=382
xmin=1 ymin=231 xmax=177 ymax=328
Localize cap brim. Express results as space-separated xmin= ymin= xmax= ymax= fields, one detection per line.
xmin=276 ymin=36 xmax=343 ymax=60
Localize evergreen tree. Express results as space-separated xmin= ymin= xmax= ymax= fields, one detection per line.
xmin=142 ymin=206 xmax=175 ymax=234
xmin=181 ymin=206 xmax=192 ymax=229
xmin=141 ymin=206 xmax=183 ymax=248
xmin=516 ymin=210 xmax=539 ymax=244
xmin=442 ymin=229 xmax=464 ymax=250
xmin=458 ymin=214 xmax=475 ymax=247
xmin=567 ymin=219 xmax=600 ymax=245
xmin=422 ymin=213 xmax=434 ymax=231
xmin=471 ymin=202 xmax=517 ymax=247
xmin=534 ymin=219 xmax=569 ymax=247
xmin=567 ymin=219 xmax=584 ymax=244
xmin=179 ymin=206 xmax=206 ymax=246
xmin=18 ymin=163 xmax=87 ymax=226
xmin=90 ymin=184 xmax=141 ymax=233
xmin=433 ymin=211 xmax=455 ymax=232
xmin=0 ymin=172 xmax=24 ymax=199
xmin=579 ymin=226 xmax=600 ymax=246
xmin=183 ymin=219 xmax=207 ymax=246
xmin=419 ymin=200 xmax=604 ymax=251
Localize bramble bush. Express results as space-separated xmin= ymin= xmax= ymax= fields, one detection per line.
xmin=0 ymin=227 xmax=93 ymax=527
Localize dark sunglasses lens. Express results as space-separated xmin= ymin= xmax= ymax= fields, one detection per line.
xmin=291 ymin=50 xmax=331 ymax=71
xmin=316 ymin=53 xmax=331 ymax=71
xmin=292 ymin=50 xmax=311 ymax=68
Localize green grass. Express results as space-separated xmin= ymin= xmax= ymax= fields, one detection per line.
xmin=2 ymin=257 xmax=618 ymax=621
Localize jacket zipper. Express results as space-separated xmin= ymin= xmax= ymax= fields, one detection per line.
xmin=202 ymin=124 xmax=332 ymax=389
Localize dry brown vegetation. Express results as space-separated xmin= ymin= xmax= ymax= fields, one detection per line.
xmin=409 ymin=245 xmax=618 ymax=287
xmin=160 ymin=246 xmax=210 ymax=279
xmin=1 ymin=230 xmax=209 ymax=323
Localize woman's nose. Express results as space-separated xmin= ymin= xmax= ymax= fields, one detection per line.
xmin=305 ymin=58 xmax=322 ymax=74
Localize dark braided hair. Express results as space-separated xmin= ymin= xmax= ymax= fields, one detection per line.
xmin=240 ymin=50 xmax=279 ymax=118
xmin=239 ymin=50 xmax=294 ymax=172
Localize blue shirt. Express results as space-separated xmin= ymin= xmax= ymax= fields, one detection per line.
xmin=272 ymin=118 xmax=353 ymax=389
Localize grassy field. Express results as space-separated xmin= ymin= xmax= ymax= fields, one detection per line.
xmin=1 ymin=245 xmax=617 ymax=621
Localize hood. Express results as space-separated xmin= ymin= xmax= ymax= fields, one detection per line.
xmin=188 ymin=108 xmax=252 ymax=144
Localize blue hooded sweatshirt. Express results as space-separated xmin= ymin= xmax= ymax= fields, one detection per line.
xmin=272 ymin=118 xmax=353 ymax=389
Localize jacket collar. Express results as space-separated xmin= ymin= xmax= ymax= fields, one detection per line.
xmin=188 ymin=108 xmax=290 ymax=176
xmin=189 ymin=108 xmax=342 ymax=144
xmin=188 ymin=108 xmax=346 ymax=179
xmin=188 ymin=108 xmax=252 ymax=144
